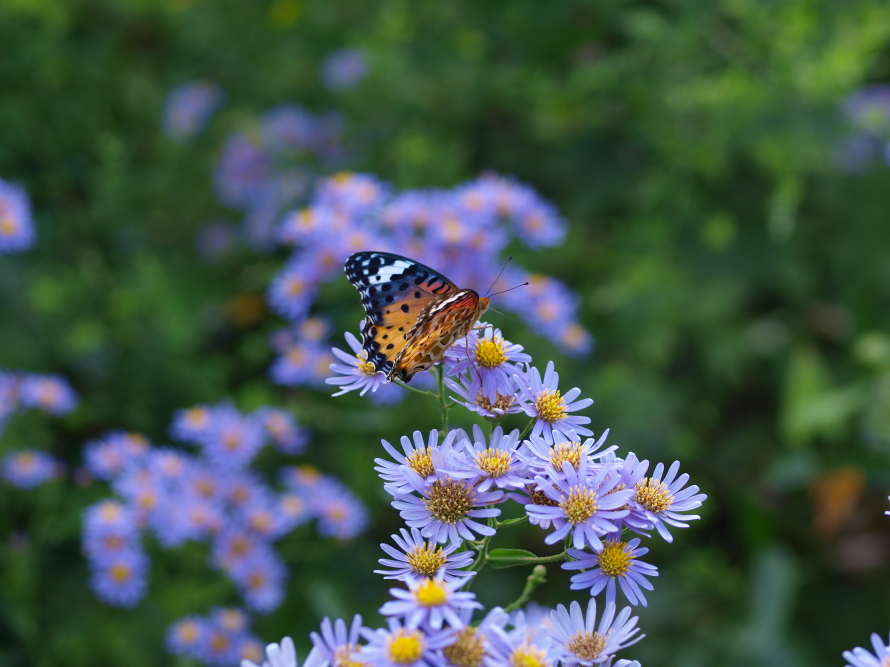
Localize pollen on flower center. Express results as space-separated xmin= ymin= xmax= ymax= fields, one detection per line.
xmin=477 ymin=392 xmax=514 ymax=413
xmin=414 ymin=578 xmax=448 ymax=607
xmin=634 ymin=477 xmax=674 ymax=514
xmin=423 ymin=477 xmax=473 ymax=525
xmin=560 ymin=485 xmax=597 ymax=524
xmin=356 ymin=356 xmax=378 ymax=376
xmin=0 ymin=207 xmax=14 ymax=235
xmin=387 ymin=629 xmax=425 ymax=665
xmin=475 ymin=448 xmax=512 ymax=477
xmin=474 ymin=338 xmax=508 ymax=368
xmin=534 ymin=389 xmax=567 ymax=423
xmin=334 ymin=643 xmax=365 ymax=667
xmin=510 ymin=644 xmax=549 ymax=667
xmin=565 ymin=631 xmax=606 ymax=661
xmin=406 ymin=448 xmax=435 ymax=478
xmin=597 ymin=539 xmax=634 ymax=577
xmin=110 ymin=563 xmax=132 ymax=583
xmin=443 ymin=627 xmax=486 ymax=667
xmin=549 ymin=441 xmax=582 ymax=470
xmin=529 ymin=487 xmax=560 ymax=507
xmin=406 ymin=542 xmax=447 ymax=577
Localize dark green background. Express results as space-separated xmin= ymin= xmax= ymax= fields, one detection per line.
xmin=2 ymin=0 xmax=890 ymax=665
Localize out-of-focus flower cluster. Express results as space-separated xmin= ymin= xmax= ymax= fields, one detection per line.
xmin=0 ymin=371 xmax=77 ymax=488
xmin=0 ymin=178 xmax=35 ymax=254
xmin=270 ymin=171 xmax=590 ymax=398
xmin=212 ymin=106 xmax=345 ymax=251
xmin=163 ymin=80 xmax=225 ymax=144
xmin=168 ymin=607 xmax=266 ymax=667
xmin=80 ymin=402 xmax=367 ymax=633
xmin=837 ymin=85 xmax=890 ymax=171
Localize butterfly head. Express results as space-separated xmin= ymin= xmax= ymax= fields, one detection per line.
xmin=479 ymin=296 xmax=491 ymax=314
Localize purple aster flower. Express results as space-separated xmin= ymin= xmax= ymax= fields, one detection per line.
xmin=444 ymin=374 xmax=523 ymax=420
xmin=557 ymin=323 xmax=595 ymax=357
xmin=196 ymin=622 xmax=244 ymax=667
xmin=311 ymin=475 xmax=369 ymax=540
xmin=1 ymin=449 xmax=59 ymax=488
xmin=231 ymin=548 xmax=287 ymax=613
xmin=243 ymin=636 xmax=304 ymax=667
xmin=163 ymin=80 xmax=224 ymax=143
xmin=443 ymin=425 xmax=529 ymax=492
xmin=358 ymin=618 xmax=454 ymax=667
xmin=376 ymin=429 xmax=462 ymax=498
xmin=212 ymin=607 xmax=250 ymax=634
xmin=317 ymin=172 xmax=389 ymax=213
xmin=270 ymin=339 xmax=332 ymax=387
xmin=526 ymin=458 xmax=632 ymax=552
xmin=256 ymin=407 xmax=309 ymax=455
xmin=212 ymin=526 xmax=270 ymax=572
xmin=88 ymin=548 xmax=149 ymax=607
xmin=521 ymin=430 xmax=615 ymax=479
xmin=513 ymin=362 xmax=593 ymax=444
xmin=327 ymin=330 xmax=391 ymax=397
xmin=439 ymin=606 xmax=509 ymax=667
xmin=321 ymin=49 xmax=369 ymax=91
xmin=307 ymin=614 xmax=363 ymax=667
xmin=844 ymin=631 xmax=890 ymax=667
xmin=548 ymin=599 xmax=643 ymax=667
xmin=167 ymin=616 xmax=209 ymax=658
xmin=392 ymin=469 xmax=503 ymax=546
xmin=261 ymin=104 xmax=320 ymax=153
xmin=170 ymin=404 xmax=216 ymax=443
xmin=374 ymin=527 xmax=475 ymax=583
xmin=563 ymin=540 xmax=658 ymax=607
xmin=381 ymin=577 xmax=481 ymax=631
xmin=485 ymin=613 xmax=557 ymax=667
xmin=18 ymin=373 xmax=77 ymax=416
xmin=200 ymin=407 xmax=266 ymax=470
xmin=630 ymin=460 xmax=706 ymax=543
xmin=0 ymin=178 xmax=36 ymax=253
xmin=445 ymin=325 xmax=531 ymax=402
xmin=83 ymin=431 xmax=151 ymax=481
xmin=237 ymin=636 xmax=267 ymax=667
xmin=215 ymin=131 xmax=273 ymax=208
xmin=268 ymin=259 xmax=320 ymax=321
xmin=510 ymin=191 xmax=566 ymax=250
xmin=82 ymin=502 xmax=141 ymax=563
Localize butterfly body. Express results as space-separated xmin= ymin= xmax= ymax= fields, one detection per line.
xmin=345 ymin=251 xmax=489 ymax=382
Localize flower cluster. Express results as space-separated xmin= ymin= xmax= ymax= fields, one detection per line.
xmin=0 ymin=177 xmax=35 ymax=254
xmin=213 ymin=105 xmax=345 ymax=249
xmin=80 ymin=402 xmax=367 ymax=620
xmin=268 ymin=171 xmax=590 ymax=397
xmin=168 ymin=607 xmax=265 ymax=667
xmin=163 ymin=80 xmax=225 ymax=143
xmin=0 ymin=371 xmax=79 ymax=428
xmin=837 ymin=85 xmax=890 ymax=171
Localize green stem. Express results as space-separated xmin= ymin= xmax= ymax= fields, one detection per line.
xmin=393 ymin=380 xmax=439 ymax=399
xmin=435 ymin=365 xmax=449 ymax=432
xmin=461 ymin=519 xmax=495 ymax=591
xmin=503 ymin=565 xmax=548 ymax=613
xmin=518 ymin=418 xmax=536 ymax=440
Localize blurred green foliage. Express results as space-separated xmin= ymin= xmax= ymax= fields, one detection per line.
xmin=2 ymin=0 xmax=890 ymax=665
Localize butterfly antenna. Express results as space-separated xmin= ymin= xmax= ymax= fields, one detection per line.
xmin=488 ymin=282 xmax=529 ymax=298
xmin=484 ymin=256 xmax=513 ymax=298
xmin=488 ymin=306 xmax=508 ymax=329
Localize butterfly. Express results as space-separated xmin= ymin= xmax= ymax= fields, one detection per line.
xmin=344 ymin=251 xmax=490 ymax=383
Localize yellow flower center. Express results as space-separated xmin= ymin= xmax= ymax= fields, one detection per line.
xmin=240 ymin=640 xmax=264 ymax=664
xmin=443 ymin=627 xmax=486 ymax=667
xmin=634 ymin=477 xmax=674 ymax=514
xmin=0 ymin=205 xmax=15 ymax=236
xmin=534 ymin=389 xmax=567 ymax=423
xmin=406 ymin=448 xmax=435 ymax=478
xmin=597 ymin=539 xmax=634 ymax=577
xmin=210 ymin=632 xmax=230 ymax=653
xmin=560 ymin=485 xmax=597 ymax=524
xmin=110 ymin=563 xmax=132 ymax=583
xmin=549 ymin=441 xmax=582 ymax=470
xmin=474 ymin=338 xmax=508 ymax=368
xmin=565 ymin=631 xmax=606 ymax=661
xmin=475 ymin=448 xmax=512 ymax=477
xmin=406 ymin=542 xmax=448 ymax=578
xmin=510 ymin=644 xmax=550 ymax=667
xmin=282 ymin=495 xmax=304 ymax=516
xmin=99 ymin=503 xmax=123 ymax=523
xmin=222 ymin=432 xmax=242 ymax=450
xmin=176 ymin=621 xmax=200 ymax=644
xmin=287 ymin=347 xmax=306 ymax=365
xmin=387 ymin=629 xmax=425 ymax=665
xmin=414 ymin=579 xmax=448 ymax=607
xmin=424 ymin=478 xmax=473 ymax=525
xmin=286 ymin=278 xmax=305 ymax=297
xmin=357 ymin=356 xmax=378 ymax=376
xmin=247 ymin=572 xmax=266 ymax=590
